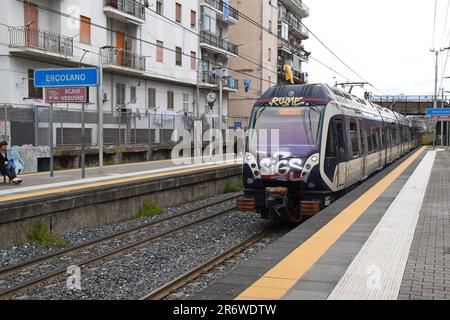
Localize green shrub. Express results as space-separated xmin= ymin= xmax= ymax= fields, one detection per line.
xmin=224 ymin=181 xmax=244 ymax=193
xmin=135 ymin=202 xmax=165 ymax=219
xmin=26 ymin=223 xmax=66 ymax=247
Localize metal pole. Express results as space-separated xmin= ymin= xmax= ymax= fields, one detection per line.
xmin=219 ymin=72 xmax=223 ymax=130
xmin=441 ymin=88 xmax=445 ymax=147
xmin=49 ymin=103 xmax=54 ymax=177
xmin=3 ymin=104 xmax=7 ymax=142
xmin=433 ymin=51 xmax=439 ymax=149
xmin=97 ymin=49 xmax=104 ymax=175
xmin=81 ymin=103 xmax=86 ymax=179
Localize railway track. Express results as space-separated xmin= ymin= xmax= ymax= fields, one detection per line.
xmin=0 ymin=194 xmax=242 ymax=299
xmin=141 ymin=227 xmax=273 ymax=300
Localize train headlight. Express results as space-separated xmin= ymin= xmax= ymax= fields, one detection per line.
xmin=246 ymin=154 xmax=253 ymax=161
xmin=311 ymin=156 xmax=318 ymax=163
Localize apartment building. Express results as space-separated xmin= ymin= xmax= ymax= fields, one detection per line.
xmin=228 ymin=0 xmax=310 ymax=118
xmin=0 ymin=0 xmax=200 ymax=147
xmin=198 ymin=0 xmax=239 ymax=130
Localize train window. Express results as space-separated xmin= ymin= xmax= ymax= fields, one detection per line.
xmin=349 ymin=120 xmax=360 ymax=158
xmin=372 ymin=129 xmax=379 ymax=151
xmin=379 ymin=128 xmax=384 ymax=148
xmin=325 ymin=124 xmax=337 ymax=158
xmin=360 ymin=128 xmax=366 ymax=154
xmin=367 ymin=129 xmax=374 ymax=153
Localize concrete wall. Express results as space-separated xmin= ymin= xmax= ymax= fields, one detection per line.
xmin=0 ymin=165 xmax=242 ymax=249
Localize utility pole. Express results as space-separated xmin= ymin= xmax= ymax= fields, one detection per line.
xmin=431 ymin=47 xmax=450 ymax=147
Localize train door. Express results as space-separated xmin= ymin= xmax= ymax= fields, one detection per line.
xmin=359 ymin=121 xmax=367 ymax=177
xmin=324 ymin=116 xmax=347 ymax=189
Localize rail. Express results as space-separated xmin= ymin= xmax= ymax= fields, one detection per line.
xmin=102 ymin=46 xmax=146 ymax=71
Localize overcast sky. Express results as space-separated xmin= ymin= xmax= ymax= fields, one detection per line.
xmin=305 ymin=0 xmax=447 ymax=97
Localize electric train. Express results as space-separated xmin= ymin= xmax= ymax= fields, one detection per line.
xmin=237 ymin=84 xmax=422 ymax=222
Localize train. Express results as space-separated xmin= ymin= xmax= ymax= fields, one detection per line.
xmin=237 ymin=83 xmax=422 ymax=222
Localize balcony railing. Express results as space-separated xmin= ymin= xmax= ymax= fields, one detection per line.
xmin=293 ymin=0 xmax=310 ymax=15
xmin=200 ymin=31 xmax=239 ymax=55
xmin=9 ymin=27 xmax=73 ymax=56
xmin=279 ymin=10 xmax=309 ymax=38
xmin=277 ymin=64 xmax=308 ymax=83
xmin=102 ymin=47 xmax=146 ymax=71
xmin=200 ymin=71 xmax=238 ymax=90
xmin=104 ymin=0 xmax=146 ymax=21
xmin=202 ymin=0 xmax=239 ymax=20
xmin=279 ymin=39 xmax=310 ymax=61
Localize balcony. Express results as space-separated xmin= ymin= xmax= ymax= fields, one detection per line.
xmin=277 ymin=64 xmax=308 ymax=84
xmin=200 ymin=0 xmax=239 ymax=24
xmin=9 ymin=27 xmax=73 ymax=61
xmin=199 ymin=71 xmax=238 ymax=91
xmin=278 ymin=39 xmax=310 ymax=62
xmin=280 ymin=0 xmax=310 ymax=19
xmin=279 ymin=10 xmax=309 ymax=40
xmin=102 ymin=47 xmax=146 ymax=74
xmin=199 ymin=31 xmax=239 ymax=57
xmin=103 ymin=0 xmax=146 ymax=25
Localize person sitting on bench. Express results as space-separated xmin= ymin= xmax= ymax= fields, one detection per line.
xmin=0 ymin=141 xmax=22 ymax=185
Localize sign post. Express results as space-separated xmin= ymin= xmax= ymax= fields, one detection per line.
xmin=35 ymin=68 xmax=98 ymax=178
xmin=49 ymin=103 xmax=54 ymax=178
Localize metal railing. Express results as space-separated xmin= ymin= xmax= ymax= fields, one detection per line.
xmin=371 ymin=96 xmax=450 ymax=103
xmin=285 ymin=0 xmax=310 ymax=16
xmin=104 ymin=0 xmax=146 ymax=21
xmin=223 ymin=76 xmax=238 ymax=90
xmin=0 ymin=104 xmax=248 ymax=148
xmin=279 ymin=10 xmax=309 ymax=38
xmin=202 ymin=0 xmax=239 ymax=20
xmin=200 ymin=72 xmax=238 ymax=90
xmin=9 ymin=27 xmax=74 ymax=56
xmin=278 ymin=38 xmax=310 ymax=61
xmin=201 ymin=71 xmax=219 ymax=85
xmin=102 ymin=47 xmax=146 ymax=71
xmin=200 ymin=31 xmax=239 ymax=55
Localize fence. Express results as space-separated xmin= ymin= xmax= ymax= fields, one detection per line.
xmin=0 ymin=104 xmax=249 ymax=148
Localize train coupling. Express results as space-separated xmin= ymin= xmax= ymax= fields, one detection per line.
xmin=237 ymin=196 xmax=256 ymax=212
xmin=265 ymin=187 xmax=288 ymax=210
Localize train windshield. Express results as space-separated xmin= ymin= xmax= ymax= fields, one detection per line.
xmin=248 ymin=105 xmax=325 ymax=158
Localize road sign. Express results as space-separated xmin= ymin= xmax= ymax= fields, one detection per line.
xmin=235 ymin=121 xmax=242 ymax=129
xmin=45 ymin=87 xmax=88 ymax=104
xmin=34 ymin=68 xmax=98 ymax=88
xmin=426 ymin=108 xmax=450 ymax=117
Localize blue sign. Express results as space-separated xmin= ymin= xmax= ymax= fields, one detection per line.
xmin=235 ymin=121 xmax=242 ymax=129
xmin=426 ymin=108 xmax=450 ymax=116
xmin=223 ymin=0 xmax=229 ymax=19
xmin=34 ymin=68 xmax=98 ymax=88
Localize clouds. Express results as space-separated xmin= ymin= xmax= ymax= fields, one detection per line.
xmin=305 ymin=0 xmax=440 ymax=95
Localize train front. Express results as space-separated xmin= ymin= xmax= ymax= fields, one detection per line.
xmin=237 ymin=85 xmax=331 ymax=222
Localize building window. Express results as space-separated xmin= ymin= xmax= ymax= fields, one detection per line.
xmin=80 ymin=16 xmax=91 ymax=44
xmin=190 ymin=51 xmax=196 ymax=70
xmin=183 ymin=93 xmax=189 ymax=111
xmin=156 ymin=0 xmax=163 ymax=15
xmin=156 ymin=40 xmax=164 ymax=62
xmin=28 ymin=69 xmax=43 ymax=99
xmin=268 ymin=20 xmax=272 ymax=33
xmin=268 ymin=76 xmax=272 ymax=87
xmin=175 ymin=47 xmax=182 ymax=66
xmin=350 ymin=120 xmax=360 ymax=158
xmin=130 ymin=86 xmax=137 ymax=104
xmin=116 ymin=83 xmax=126 ymax=107
xmin=148 ymin=88 xmax=156 ymax=109
xmin=281 ymin=21 xmax=289 ymax=40
xmin=191 ymin=10 xmax=196 ymax=28
xmin=167 ymin=91 xmax=174 ymax=110
xmin=268 ymin=48 xmax=272 ymax=62
xmin=176 ymin=3 xmax=182 ymax=23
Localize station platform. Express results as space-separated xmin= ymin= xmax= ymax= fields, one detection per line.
xmin=195 ymin=146 xmax=450 ymax=300
xmin=0 ymin=156 xmax=240 ymax=205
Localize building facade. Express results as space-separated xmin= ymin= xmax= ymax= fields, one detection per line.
xmin=0 ymin=0 xmax=242 ymax=149
xmin=228 ymin=0 xmax=310 ymax=118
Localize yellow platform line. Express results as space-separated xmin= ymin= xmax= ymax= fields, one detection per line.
xmin=235 ymin=147 xmax=426 ymax=300
xmin=0 ymin=163 xmax=236 ymax=203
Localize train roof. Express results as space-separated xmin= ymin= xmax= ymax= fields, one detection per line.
xmin=258 ymin=84 xmax=412 ymax=126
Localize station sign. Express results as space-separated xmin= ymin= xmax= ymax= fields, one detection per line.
xmin=426 ymin=108 xmax=450 ymax=117
xmin=45 ymin=87 xmax=88 ymax=104
xmin=34 ymin=68 xmax=98 ymax=88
